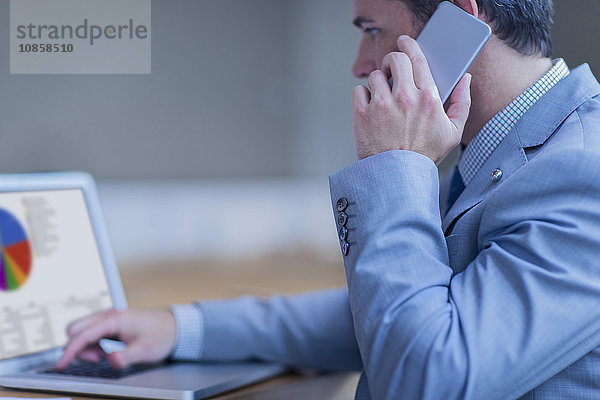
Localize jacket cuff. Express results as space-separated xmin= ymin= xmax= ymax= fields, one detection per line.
xmin=329 ymin=150 xmax=439 ymax=262
xmin=169 ymin=303 xmax=204 ymax=360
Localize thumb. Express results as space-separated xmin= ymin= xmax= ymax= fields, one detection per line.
xmin=446 ymin=73 xmax=472 ymax=133
xmin=107 ymin=342 xmax=148 ymax=369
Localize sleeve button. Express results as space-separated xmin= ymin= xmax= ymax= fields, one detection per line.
xmin=336 ymin=198 xmax=348 ymax=212
xmin=337 ymin=212 xmax=348 ymax=227
xmin=341 ymin=241 xmax=350 ymax=256
xmin=339 ymin=226 xmax=348 ymax=241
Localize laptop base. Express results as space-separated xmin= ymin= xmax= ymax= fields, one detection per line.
xmin=0 ymin=361 xmax=286 ymax=400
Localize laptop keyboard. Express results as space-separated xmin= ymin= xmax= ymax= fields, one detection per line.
xmin=42 ymin=359 xmax=156 ymax=379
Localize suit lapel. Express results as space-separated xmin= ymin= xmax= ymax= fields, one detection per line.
xmin=442 ymin=64 xmax=600 ymax=235
xmin=442 ymin=129 xmax=525 ymax=233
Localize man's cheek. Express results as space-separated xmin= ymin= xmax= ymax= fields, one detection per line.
xmin=377 ymin=42 xmax=400 ymax=69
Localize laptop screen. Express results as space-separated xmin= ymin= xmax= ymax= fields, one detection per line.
xmin=0 ymin=188 xmax=113 ymax=361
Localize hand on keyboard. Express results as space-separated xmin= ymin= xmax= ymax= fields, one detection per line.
xmin=55 ymin=309 xmax=176 ymax=371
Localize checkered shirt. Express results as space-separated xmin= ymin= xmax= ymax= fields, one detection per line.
xmin=458 ymin=59 xmax=570 ymax=186
xmin=169 ymin=303 xmax=204 ymax=360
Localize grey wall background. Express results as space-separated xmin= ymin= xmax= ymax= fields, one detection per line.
xmin=0 ymin=0 xmax=357 ymax=178
xmin=0 ymin=0 xmax=597 ymax=179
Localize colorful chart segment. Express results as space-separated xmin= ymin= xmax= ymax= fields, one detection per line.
xmin=0 ymin=208 xmax=32 ymax=291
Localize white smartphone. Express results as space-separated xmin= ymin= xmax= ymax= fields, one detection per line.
xmin=390 ymin=1 xmax=491 ymax=104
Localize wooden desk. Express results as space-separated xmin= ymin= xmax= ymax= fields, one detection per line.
xmin=0 ymin=254 xmax=360 ymax=399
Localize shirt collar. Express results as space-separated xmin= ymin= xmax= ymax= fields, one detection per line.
xmin=458 ymin=58 xmax=570 ymax=186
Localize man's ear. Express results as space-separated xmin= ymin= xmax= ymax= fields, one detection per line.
xmin=452 ymin=0 xmax=479 ymax=18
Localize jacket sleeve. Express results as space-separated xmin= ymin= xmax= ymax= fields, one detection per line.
xmin=170 ymin=287 xmax=363 ymax=371
xmin=328 ymin=149 xmax=600 ymax=399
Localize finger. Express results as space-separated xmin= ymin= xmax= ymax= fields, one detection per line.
xmin=381 ymin=52 xmax=415 ymax=94
xmin=67 ymin=309 xmax=113 ymax=337
xmin=56 ymin=314 xmax=121 ymax=370
xmin=367 ymin=70 xmax=391 ymax=101
xmin=78 ymin=345 xmax=105 ymax=363
xmin=353 ymin=85 xmax=370 ymax=112
xmin=396 ymin=35 xmax=437 ymax=93
xmin=446 ymin=73 xmax=472 ymax=132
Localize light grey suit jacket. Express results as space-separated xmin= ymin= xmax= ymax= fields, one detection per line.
xmin=328 ymin=63 xmax=600 ymax=399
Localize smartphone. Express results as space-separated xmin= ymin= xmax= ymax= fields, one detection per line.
xmin=389 ymin=1 xmax=491 ymax=104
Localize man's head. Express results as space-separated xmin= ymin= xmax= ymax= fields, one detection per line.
xmin=352 ymin=0 xmax=554 ymax=78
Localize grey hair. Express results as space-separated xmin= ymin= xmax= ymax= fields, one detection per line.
xmin=402 ymin=0 xmax=554 ymax=58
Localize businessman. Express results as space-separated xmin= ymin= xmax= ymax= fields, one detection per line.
xmin=57 ymin=0 xmax=600 ymax=398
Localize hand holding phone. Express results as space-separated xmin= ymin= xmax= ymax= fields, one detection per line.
xmin=389 ymin=1 xmax=491 ymax=103
xmin=353 ymin=2 xmax=488 ymax=163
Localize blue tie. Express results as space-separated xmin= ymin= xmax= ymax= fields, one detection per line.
xmin=446 ymin=166 xmax=465 ymax=214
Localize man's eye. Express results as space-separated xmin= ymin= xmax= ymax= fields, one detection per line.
xmin=364 ymin=28 xmax=380 ymax=39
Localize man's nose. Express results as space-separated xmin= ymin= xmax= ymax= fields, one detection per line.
xmin=352 ymin=42 xmax=377 ymax=78
xmin=352 ymin=56 xmax=377 ymax=79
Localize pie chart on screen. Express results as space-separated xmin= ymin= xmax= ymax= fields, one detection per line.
xmin=0 ymin=208 xmax=33 ymax=291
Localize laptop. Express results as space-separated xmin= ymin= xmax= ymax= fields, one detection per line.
xmin=0 ymin=172 xmax=285 ymax=399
